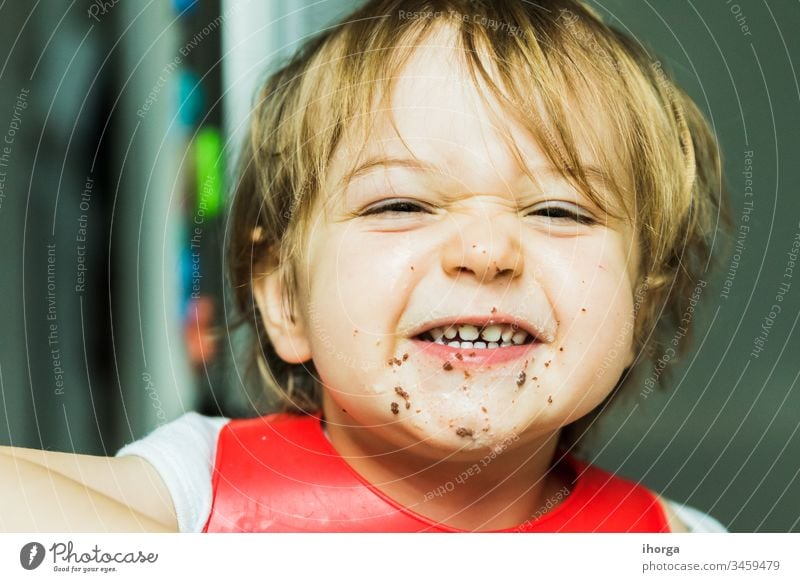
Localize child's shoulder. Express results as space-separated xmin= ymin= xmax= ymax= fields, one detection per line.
xmin=655 ymin=494 xmax=728 ymax=533
xmin=566 ymin=454 xmax=727 ymax=533
xmin=115 ymin=411 xmax=231 ymax=532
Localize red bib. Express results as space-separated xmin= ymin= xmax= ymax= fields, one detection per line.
xmin=203 ymin=411 xmax=669 ymax=532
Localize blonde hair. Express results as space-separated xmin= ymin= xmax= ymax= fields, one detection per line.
xmin=227 ymin=0 xmax=728 ymax=446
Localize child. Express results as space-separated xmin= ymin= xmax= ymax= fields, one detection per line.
xmin=1 ymin=0 xmax=728 ymax=533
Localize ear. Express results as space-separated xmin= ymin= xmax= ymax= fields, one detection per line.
xmin=252 ymin=262 xmax=312 ymax=365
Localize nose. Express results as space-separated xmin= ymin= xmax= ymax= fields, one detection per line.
xmin=441 ymin=212 xmax=524 ymax=284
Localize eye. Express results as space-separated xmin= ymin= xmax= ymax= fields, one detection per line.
xmin=360 ymin=199 xmax=429 ymax=216
xmin=527 ymin=202 xmax=596 ymax=225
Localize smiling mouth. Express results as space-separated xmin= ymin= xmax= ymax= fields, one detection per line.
xmin=414 ymin=322 xmax=537 ymax=349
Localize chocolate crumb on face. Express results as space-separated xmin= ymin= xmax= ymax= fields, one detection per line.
xmin=455 ymin=427 xmax=474 ymax=438
xmin=402 ymin=353 xmax=409 ymax=361
xmin=463 ymin=370 xmax=471 ymax=379
xmin=559 ymin=347 xmax=564 ymax=352
xmin=544 ymin=360 xmax=551 ymax=367
xmin=481 ymin=406 xmax=488 ymax=413
xmin=454 ymin=352 xmax=463 ymax=360
xmin=581 ymin=308 xmax=587 ymax=313
xmin=532 ymin=376 xmax=538 ymax=381
xmin=547 ymin=395 xmax=553 ymax=404
xmin=469 ymin=352 xmax=476 ymax=357
xmin=390 ymin=402 xmax=400 ymax=414
xmin=443 ymin=361 xmax=453 ymax=371
xmin=491 ymin=306 xmax=497 ymax=314
xmin=394 ymin=386 xmax=411 ymax=409
xmin=416 ymin=409 xmax=421 ymax=413
xmin=516 ymin=371 xmax=526 ymax=387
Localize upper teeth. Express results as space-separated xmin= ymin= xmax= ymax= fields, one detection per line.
xmin=427 ymin=323 xmax=531 ymax=347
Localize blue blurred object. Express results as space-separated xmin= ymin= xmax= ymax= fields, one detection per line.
xmin=178 ymin=70 xmax=204 ymax=127
xmin=173 ymin=0 xmax=199 ymax=15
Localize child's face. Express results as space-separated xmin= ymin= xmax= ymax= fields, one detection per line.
xmin=267 ymin=33 xmax=640 ymax=456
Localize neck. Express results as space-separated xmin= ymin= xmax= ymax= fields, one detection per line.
xmin=322 ymin=394 xmax=570 ymax=531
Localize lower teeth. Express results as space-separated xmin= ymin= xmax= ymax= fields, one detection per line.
xmin=434 ymin=339 xmax=514 ymax=348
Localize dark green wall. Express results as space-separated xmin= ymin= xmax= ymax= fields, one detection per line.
xmin=586 ymin=0 xmax=800 ymax=533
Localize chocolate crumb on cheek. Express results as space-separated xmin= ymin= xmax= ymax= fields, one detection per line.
xmin=402 ymin=353 xmax=409 ymax=361
xmin=559 ymin=347 xmax=564 ymax=352
xmin=455 ymin=427 xmax=474 ymax=438
xmin=516 ymin=371 xmax=526 ymax=387
xmin=443 ymin=361 xmax=453 ymax=371
xmin=547 ymin=395 xmax=553 ymax=404
xmin=544 ymin=360 xmax=551 ymax=368
xmin=454 ymin=352 xmax=463 ymax=360
xmin=581 ymin=308 xmax=587 ymax=313
xmin=463 ymin=370 xmax=471 ymax=379
xmin=481 ymin=406 xmax=488 ymax=413
xmin=390 ymin=402 xmax=400 ymax=414
xmin=491 ymin=306 xmax=497 ymax=314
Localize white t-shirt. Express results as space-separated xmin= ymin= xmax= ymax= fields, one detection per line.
xmin=115 ymin=412 xmax=728 ymax=533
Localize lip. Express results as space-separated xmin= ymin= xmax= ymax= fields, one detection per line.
xmin=406 ymin=313 xmax=550 ymax=343
xmin=408 ymin=337 xmax=540 ymax=367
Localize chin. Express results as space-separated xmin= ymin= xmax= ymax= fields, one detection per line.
xmin=395 ymin=410 xmax=529 ymax=460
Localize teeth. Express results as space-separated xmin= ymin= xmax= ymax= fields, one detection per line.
xmin=511 ymin=331 xmax=528 ymax=345
xmin=481 ymin=325 xmax=502 ymax=342
xmin=425 ymin=323 xmax=535 ymax=347
xmin=457 ymin=324 xmax=479 ymax=341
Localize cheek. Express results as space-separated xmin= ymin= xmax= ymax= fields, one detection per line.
xmin=541 ymin=238 xmax=636 ymax=409
xmin=302 ymin=229 xmax=420 ymax=387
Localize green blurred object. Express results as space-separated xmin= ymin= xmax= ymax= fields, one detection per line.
xmin=195 ymin=126 xmax=223 ymax=219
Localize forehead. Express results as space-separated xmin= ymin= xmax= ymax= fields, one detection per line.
xmin=327 ymin=26 xmax=624 ymax=207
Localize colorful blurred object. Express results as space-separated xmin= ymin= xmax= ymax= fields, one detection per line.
xmin=183 ymin=296 xmax=218 ymax=366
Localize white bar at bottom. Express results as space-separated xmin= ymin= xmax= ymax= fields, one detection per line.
xmin=0 ymin=533 xmax=797 ymax=581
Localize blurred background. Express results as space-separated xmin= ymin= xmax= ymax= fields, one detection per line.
xmin=0 ymin=0 xmax=797 ymax=532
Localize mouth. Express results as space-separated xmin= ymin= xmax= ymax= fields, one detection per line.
xmin=415 ymin=323 xmax=536 ymax=349
xmin=410 ymin=318 xmax=542 ymax=350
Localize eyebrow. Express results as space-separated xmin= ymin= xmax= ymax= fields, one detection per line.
xmin=337 ymin=156 xmax=441 ymax=189
xmin=338 ymin=155 xmax=614 ymax=193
